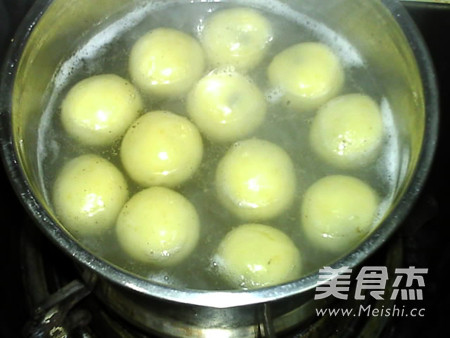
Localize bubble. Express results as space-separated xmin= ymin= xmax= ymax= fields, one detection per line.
xmin=221 ymin=0 xmax=363 ymax=67
xmin=264 ymin=86 xmax=285 ymax=104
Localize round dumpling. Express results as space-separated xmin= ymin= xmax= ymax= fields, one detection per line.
xmin=187 ymin=69 xmax=267 ymax=142
xmin=120 ymin=110 xmax=203 ymax=187
xmin=301 ymin=175 xmax=379 ymax=253
xmin=215 ymin=223 xmax=301 ymax=289
xmin=310 ymin=93 xmax=384 ymax=169
xmin=129 ymin=28 xmax=205 ymax=97
xmin=267 ymin=42 xmax=344 ymax=111
xmin=61 ymin=74 xmax=143 ymax=146
xmin=216 ymin=139 xmax=296 ymax=220
xmin=52 ymin=154 xmax=128 ymax=236
xmin=116 ymin=187 xmax=200 ymax=266
xmin=200 ymin=8 xmax=273 ymax=71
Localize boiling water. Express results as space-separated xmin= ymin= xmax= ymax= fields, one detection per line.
xmin=37 ymin=0 xmax=400 ymax=290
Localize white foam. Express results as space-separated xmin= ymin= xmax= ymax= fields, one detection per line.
xmin=264 ymin=86 xmax=284 ymax=105
xmin=371 ymin=97 xmax=401 ymax=227
xmin=380 ymin=97 xmax=401 ymax=191
xmin=37 ymin=1 xmax=168 ymax=201
xmin=219 ymin=0 xmax=364 ymax=67
xmin=53 ymin=2 xmax=165 ymax=90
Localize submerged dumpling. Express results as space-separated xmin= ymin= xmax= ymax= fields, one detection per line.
xmin=129 ymin=28 xmax=205 ymax=97
xmin=301 ymin=175 xmax=379 ymax=252
xmin=187 ymin=69 xmax=267 ymax=142
xmin=120 ymin=111 xmax=203 ymax=187
xmin=216 ymin=138 xmax=296 ymax=220
xmin=310 ymin=93 xmax=384 ymax=169
xmin=52 ymin=154 xmax=128 ymax=236
xmin=200 ymin=8 xmax=273 ymax=71
xmin=116 ymin=187 xmax=200 ymax=266
xmin=61 ymin=74 xmax=143 ymax=146
xmin=267 ymin=42 xmax=344 ymax=111
xmin=215 ymin=223 xmax=302 ymax=289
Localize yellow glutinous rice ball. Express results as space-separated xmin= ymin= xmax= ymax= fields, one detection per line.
xmin=301 ymin=175 xmax=379 ymax=253
xmin=116 ymin=187 xmax=200 ymax=266
xmin=129 ymin=28 xmax=205 ymax=97
xmin=310 ymin=93 xmax=384 ymax=169
xmin=61 ymin=74 xmax=143 ymax=146
xmin=216 ymin=139 xmax=296 ymax=220
xmin=200 ymin=8 xmax=273 ymax=71
xmin=53 ymin=154 xmax=129 ymax=236
xmin=215 ymin=223 xmax=301 ymax=289
xmin=187 ymin=69 xmax=267 ymax=142
xmin=120 ymin=111 xmax=203 ymax=187
xmin=267 ymin=42 xmax=344 ymax=111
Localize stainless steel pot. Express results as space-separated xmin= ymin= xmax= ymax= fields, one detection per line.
xmin=0 ymin=0 xmax=439 ymax=336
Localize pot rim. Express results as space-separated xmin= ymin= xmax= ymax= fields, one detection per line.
xmin=0 ymin=0 xmax=439 ymax=308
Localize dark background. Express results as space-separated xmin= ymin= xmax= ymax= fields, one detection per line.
xmin=1 ymin=1 xmax=450 ymax=337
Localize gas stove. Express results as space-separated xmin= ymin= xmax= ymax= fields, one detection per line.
xmin=1 ymin=1 xmax=449 ymax=337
